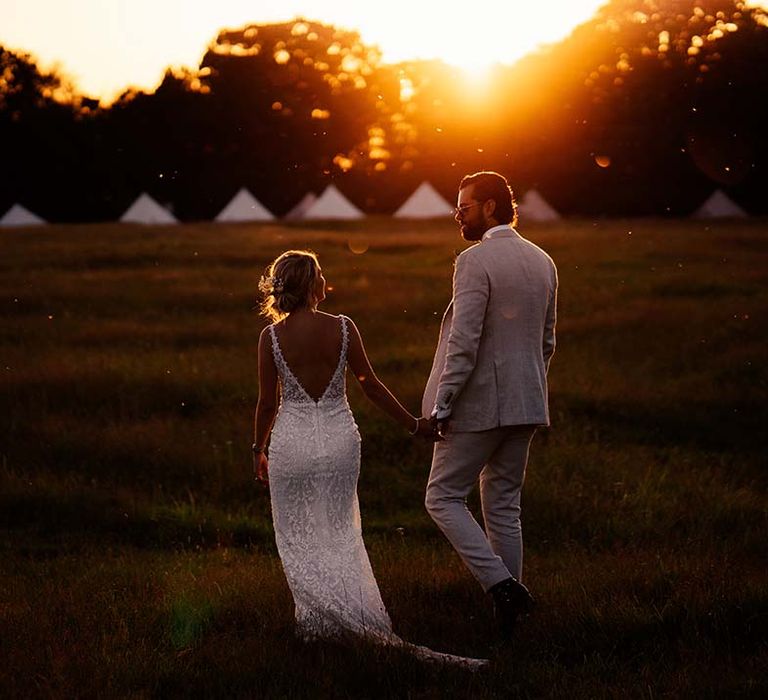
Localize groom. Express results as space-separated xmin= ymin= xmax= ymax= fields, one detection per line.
xmin=422 ymin=171 xmax=558 ymax=638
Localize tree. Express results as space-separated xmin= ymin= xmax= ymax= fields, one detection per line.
xmin=191 ymin=20 xmax=387 ymax=215
xmin=0 ymin=47 xmax=82 ymax=220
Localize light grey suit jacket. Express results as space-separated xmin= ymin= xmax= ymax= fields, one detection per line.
xmin=421 ymin=227 xmax=557 ymax=432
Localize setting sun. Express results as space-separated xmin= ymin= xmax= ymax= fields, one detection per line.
xmin=2 ymin=0 xmax=767 ymax=102
xmin=359 ymin=1 xmax=605 ymax=70
xmin=0 ymin=0 xmax=618 ymax=101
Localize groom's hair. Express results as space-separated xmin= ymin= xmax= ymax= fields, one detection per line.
xmin=459 ymin=171 xmax=518 ymax=227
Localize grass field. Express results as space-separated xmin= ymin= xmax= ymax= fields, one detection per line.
xmin=1 ymin=217 xmax=766 ymax=697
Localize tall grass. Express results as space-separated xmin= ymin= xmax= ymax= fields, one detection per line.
xmin=1 ymin=217 xmax=766 ymax=697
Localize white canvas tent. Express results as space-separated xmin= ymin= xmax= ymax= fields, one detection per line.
xmin=0 ymin=204 xmax=46 ymax=227
xmin=301 ymin=185 xmax=364 ymax=220
xmin=394 ymin=181 xmax=454 ymax=218
xmin=517 ymin=189 xmax=560 ymax=222
xmin=285 ymin=192 xmax=317 ymax=220
xmin=215 ymin=188 xmax=274 ymax=222
xmin=120 ymin=193 xmax=177 ymax=224
xmin=693 ymin=190 xmax=747 ymax=218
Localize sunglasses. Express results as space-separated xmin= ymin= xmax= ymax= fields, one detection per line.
xmin=454 ymin=201 xmax=484 ymax=216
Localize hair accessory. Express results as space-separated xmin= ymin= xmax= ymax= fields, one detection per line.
xmin=259 ymin=275 xmax=284 ymax=295
xmin=267 ymin=277 xmax=285 ymax=294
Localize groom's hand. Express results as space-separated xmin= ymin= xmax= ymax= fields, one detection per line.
xmin=426 ymin=416 xmax=447 ymax=441
xmin=415 ymin=417 xmax=443 ymax=442
xmin=433 ymin=416 xmax=450 ymax=438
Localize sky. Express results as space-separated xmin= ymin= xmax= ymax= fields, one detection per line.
xmin=2 ymin=1 xmax=765 ymax=103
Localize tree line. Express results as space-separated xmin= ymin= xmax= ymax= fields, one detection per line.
xmin=1 ymin=0 xmax=766 ymax=221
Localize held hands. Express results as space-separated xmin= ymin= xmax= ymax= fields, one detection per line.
xmin=253 ymin=452 xmax=269 ymax=486
xmin=413 ymin=416 xmax=444 ymax=442
xmin=429 ymin=415 xmax=450 ymax=440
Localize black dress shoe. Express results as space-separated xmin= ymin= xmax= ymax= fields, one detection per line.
xmin=488 ymin=577 xmax=535 ymax=638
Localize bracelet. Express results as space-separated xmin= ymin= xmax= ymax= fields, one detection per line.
xmin=408 ymin=418 xmax=419 ymax=436
xmin=252 ymin=443 xmax=266 ymax=454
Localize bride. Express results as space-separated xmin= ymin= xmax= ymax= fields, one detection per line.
xmin=252 ymin=249 xmax=487 ymax=669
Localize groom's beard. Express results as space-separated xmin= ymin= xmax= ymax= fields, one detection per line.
xmin=460 ymin=221 xmax=485 ymax=241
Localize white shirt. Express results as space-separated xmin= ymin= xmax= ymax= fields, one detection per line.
xmin=482 ymin=224 xmax=515 ymax=241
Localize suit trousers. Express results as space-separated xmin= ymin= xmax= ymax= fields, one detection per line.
xmin=425 ymin=425 xmax=536 ymax=592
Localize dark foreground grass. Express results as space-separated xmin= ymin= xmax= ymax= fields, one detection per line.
xmin=1 ymin=217 xmax=767 ymax=697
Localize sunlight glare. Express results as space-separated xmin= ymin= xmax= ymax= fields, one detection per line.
xmin=0 ymin=0 xmax=614 ymax=101
xmin=4 ymin=0 xmax=766 ymax=101
xmin=353 ymin=2 xmax=611 ymax=74
xmin=458 ymin=62 xmax=493 ymax=82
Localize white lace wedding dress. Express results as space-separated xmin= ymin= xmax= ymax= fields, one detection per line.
xmin=267 ymin=315 xmax=487 ymax=669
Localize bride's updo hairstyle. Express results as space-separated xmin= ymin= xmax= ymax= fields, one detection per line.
xmin=259 ymin=249 xmax=320 ymax=322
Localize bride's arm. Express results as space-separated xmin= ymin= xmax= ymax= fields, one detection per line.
xmin=253 ymin=328 xmax=279 ymax=481
xmin=346 ymin=318 xmax=430 ymax=436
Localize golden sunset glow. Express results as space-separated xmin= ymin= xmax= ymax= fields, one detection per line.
xmin=0 ymin=0 xmax=620 ymax=102
xmin=2 ymin=0 xmax=766 ymax=102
